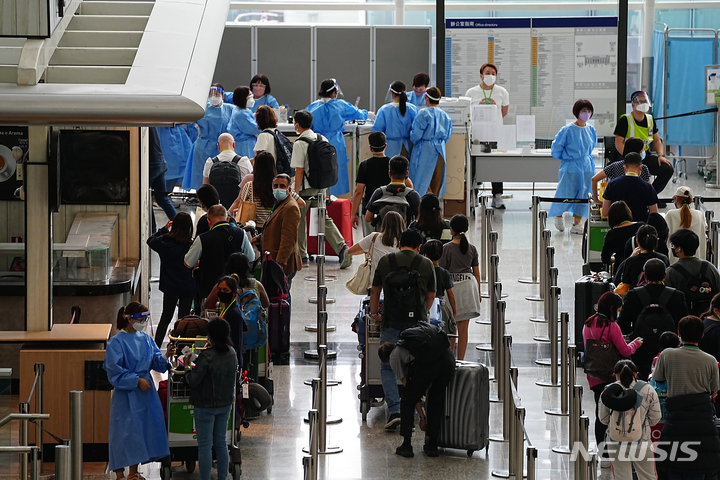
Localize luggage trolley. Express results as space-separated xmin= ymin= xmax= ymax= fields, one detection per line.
xmin=161 ymin=335 xmax=242 ymax=480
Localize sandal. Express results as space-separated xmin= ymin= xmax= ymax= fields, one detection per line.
xmin=127 ymin=474 xmax=147 ymax=480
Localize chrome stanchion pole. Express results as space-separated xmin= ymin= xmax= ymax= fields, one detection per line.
xmin=526 ymin=223 xmax=548 ymax=303
xmin=537 ymin=285 xmax=561 ymax=387
xmin=553 ymin=383 xmax=582 ymax=454
xmin=526 ymin=446 xmax=537 ymax=480
xmin=519 ymin=195 xmax=541 ymax=284
xmin=575 ymin=416 xmax=590 ymax=480
xmin=546 ymin=312 xmax=570 ymax=416
xmin=482 ymin=232 xmax=502 ymax=298
xmin=712 ymin=220 xmax=719 ymax=266
xmin=69 ymin=391 xmax=83 ymax=480
xmin=29 ymin=445 xmax=39 ymax=480
xmin=34 ymin=363 xmax=44 ymax=470
xmin=317 ymin=345 xmax=342 ymax=455
xmin=490 ymin=334 xmax=512 ymax=441
xmin=492 ymin=297 xmax=506 ymax=393
xmin=480 ymin=196 xmax=491 ymax=284
xmin=589 ymin=451 xmax=598 ymax=480
xmin=477 ymin=255 xmax=499 ymax=353
xmin=55 ymin=445 xmax=70 ymax=480
xmin=534 ymin=267 xmax=558 ymax=353
xmin=534 ymin=243 xmax=556 ymax=336
xmin=20 ymin=402 xmax=28 ymax=480
xmin=515 ymin=408 xmax=526 ymax=478
xmin=491 ymin=366 xmax=518 ymax=478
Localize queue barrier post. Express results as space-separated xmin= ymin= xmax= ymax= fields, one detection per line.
xmin=575 ymin=416 xmax=590 ymax=480
xmin=519 ymin=195 xmax=541 ymax=284
xmin=545 ymin=312 xmax=570 ymax=416
xmin=489 ymin=334 xmax=512 ymax=442
xmin=491 ymin=366 xmax=519 ymax=478
xmin=553 ymin=382 xmax=582 ymax=455
xmin=526 ymin=218 xmax=548 ymax=303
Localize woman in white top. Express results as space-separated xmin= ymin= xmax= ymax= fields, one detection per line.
xmin=665 ymin=186 xmax=707 ymax=264
xmin=346 ymin=211 xmax=405 ymax=282
xmin=599 ymin=359 xmax=661 ymax=479
xmin=464 ymin=63 xmax=510 ymax=209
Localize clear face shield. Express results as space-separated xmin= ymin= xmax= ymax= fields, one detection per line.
xmin=632 ymin=92 xmax=652 ymax=113
xmin=328 ymin=78 xmax=343 ymax=98
xmin=384 ymin=84 xmax=404 ymax=103
xmin=209 ymin=86 xmax=224 ymax=106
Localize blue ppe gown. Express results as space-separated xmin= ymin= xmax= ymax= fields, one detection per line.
xmin=306 ymin=99 xmax=368 ymax=196
xmin=372 ymin=102 xmax=419 ymax=158
xmin=407 ymin=91 xmax=426 ymax=108
xmin=184 ymin=122 xmax=199 ymax=144
xmin=182 ymin=102 xmax=233 ymax=190
xmin=409 ymin=107 xmax=453 ymax=198
xmin=103 ymin=330 xmax=170 ymax=471
xmin=156 ymin=126 xmax=192 ymax=192
xmin=250 ymin=94 xmax=280 ymax=113
xmin=227 ymin=107 xmax=259 ymax=158
xmin=547 ymin=123 xmax=597 ymax=218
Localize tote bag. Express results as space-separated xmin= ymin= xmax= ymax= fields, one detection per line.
xmin=235 ymin=182 xmax=257 ymax=225
xmin=346 ymin=233 xmax=379 ymax=295
xmin=584 ymin=322 xmax=623 ymax=383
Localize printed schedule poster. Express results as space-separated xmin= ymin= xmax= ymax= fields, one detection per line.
xmin=0 ymin=127 xmax=28 ymax=201
xmin=446 ymin=17 xmax=618 ymax=137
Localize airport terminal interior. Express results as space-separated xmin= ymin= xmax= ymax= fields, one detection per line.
xmin=2 ymin=0 xmax=720 ymax=479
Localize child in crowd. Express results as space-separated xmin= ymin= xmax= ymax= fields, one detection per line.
xmin=439 ymin=215 xmax=482 ymax=360
xmin=421 ymin=239 xmax=457 ymax=338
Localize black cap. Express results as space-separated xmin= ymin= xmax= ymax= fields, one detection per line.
xmin=369 ymin=132 xmax=386 ymax=149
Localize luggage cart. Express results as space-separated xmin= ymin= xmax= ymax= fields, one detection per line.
xmin=160 ymin=336 xmax=242 ymax=480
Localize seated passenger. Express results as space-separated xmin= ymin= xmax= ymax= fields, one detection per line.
xmin=591 ymin=137 xmax=649 ymax=204
xmin=665 ymin=186 xmax=707 ymax=264
xmin=601 ymin=152 xmax=658 ymax=223
xmin=601 ymin=201 xmax=643 ymax=273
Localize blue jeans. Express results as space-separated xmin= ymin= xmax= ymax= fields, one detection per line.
xmin=379 ymin=327 xmax=400 ymax=415
xmin=194 ymin=405 xmax=232 ymax=480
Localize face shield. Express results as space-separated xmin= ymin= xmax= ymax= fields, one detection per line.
xmin=632 ymin=91 xmax=652 ymax=113
xmin=328 ymin=78 xmax=343 ymax=98
xmin=209 ymin=86 xmax=224 ymax=106
xmin=384 ymin=83 xmax=404 ymax=103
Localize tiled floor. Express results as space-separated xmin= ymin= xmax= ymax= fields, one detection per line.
xmin=2 ymin=168 xmax=715 ymax=479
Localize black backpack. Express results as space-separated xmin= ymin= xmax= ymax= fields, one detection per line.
xmin=297 ymin=136 xmax=338 ymax=189
xmin=209 ymin=155 xmax=242 ymax=209
xmin=383 ymin=253 xmax=424 ymax=330
xmin=261 ymin=253 xmax=289 ymax=302
xmin=265 ymin=129 xmax=295 ymax=176
xmin=372 ymin=186 xmax=412 ymax=230
xmin=631 ymin=287 xmax=677 ymax=376
xmin=668 ymin=262 xmax=715 ymax=316
xmin=396 ymin=322 xmax=450 ymax=365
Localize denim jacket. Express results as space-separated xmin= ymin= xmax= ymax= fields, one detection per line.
xmin=184 ymin=346 xmax=238 ymax=408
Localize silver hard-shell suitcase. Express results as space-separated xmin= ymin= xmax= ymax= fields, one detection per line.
xmin=435 ymin=361 xmax=490 ymax=456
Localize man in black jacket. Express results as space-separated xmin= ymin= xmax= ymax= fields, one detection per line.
xmin=619 ymin=258 xmax=688 ymax=334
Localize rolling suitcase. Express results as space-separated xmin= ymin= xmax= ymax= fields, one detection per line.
xmin=574 ymin=273 xmax=613 ymax=353
xmin=436 ymin=361 xmax=490 ymax=456
xmin=268 ymin=300 xmax=291 ymax=364
xmin=307 ymin=197 xmax=353 ymax=256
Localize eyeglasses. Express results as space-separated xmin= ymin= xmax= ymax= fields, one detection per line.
xmin=252 ymin=83 xmax=266 ymax=89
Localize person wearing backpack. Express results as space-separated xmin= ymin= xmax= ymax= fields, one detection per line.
xmin=365 ymin=155 xmax=421 ymax=231
xmin=583 ymin=292 xmax=642 ymax=467
xmin=613 ymin=224 xmax=669 ymax=291
xmin=291 ymin=109 xmax=352 ymax=268
xmin=665 ymin=229 xmax=720 ymax=316
xmin=254 ymin=106 xmax=294 ymax=176
xmin=377 ymin=323 xmax=454 ymax=458
xmin=369 ymin=229 xmax=437 ymax=431
xmin=598 ymin=359 xmax=661 ymax=480
xmin=619 ymin=259 xmax=688 ymax=337
xmin=203 ymin=133 xmax=253 ymax=209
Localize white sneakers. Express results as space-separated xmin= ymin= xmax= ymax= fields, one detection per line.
xmin=570 ymin=223 xmax=584 ymax=235
xmin=554 ymin=216 xmax=565 ymax=232
xmin=491 ymin=194 xmax=505 ymax=209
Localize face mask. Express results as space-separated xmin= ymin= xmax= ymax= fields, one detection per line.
xmin=671 ymin=247 xmax=678 ymax=258
xmin=210 ymin=96 xmax=222 ymax=107
xmin=483 ymin=75 xmax=496 ymax=87
xmin=273 ymin=188 xmax=288 ymax=201
xmin=640 ymin=151 xmax=646 ymax=160
xmin=218 ymin=290 xmax=234 ymax=304
xmin=636 ymin=103 xmax=650 ymax=113
xmin=578 ymin=111 xmax=592 ymax=122
xmin=132 ymin=320 xmax=148 ymax=332
xmin=246 ymin=97 xmax=255 ymax=109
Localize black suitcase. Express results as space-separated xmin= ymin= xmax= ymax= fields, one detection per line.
xmin=268 ymin=300 xmax=291 ymax=364
xmin=574 ymin=274 xmax=613 ymax=353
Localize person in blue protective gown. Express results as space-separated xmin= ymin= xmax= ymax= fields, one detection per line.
xmin=373 ymin=80 xmax=418 ymax=158
xmin=182 ymin=85 xmax=233 ymax=190
xmin=227 ymin=86 xmax=259 ymax=158
xmin=156 ymin=125 xmax=192 ymax=192
xmin=103 ymin=302 xmax=175 ymax=480
xmin=548 ymin=99 xmax=597 ymax=235
xmin=306 ymin=78 xmax=369 ymax=196
xmin=409 ymin=87 xmax=453 ymax=197
xmin=249 ymin=74 xmax=280 ymax=113
xmin=407 ymin=72 xmax=429 ymax=108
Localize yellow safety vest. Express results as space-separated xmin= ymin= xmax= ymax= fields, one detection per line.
xmin=622 ymin=113 xmax=654 ymax=151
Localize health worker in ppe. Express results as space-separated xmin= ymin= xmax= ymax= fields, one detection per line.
xmin=548 ymin=99 xmax=597 ymax=234
xmin=407 ymin=72 xmax=430 ymax=108
xmin=373 ymin=81 xmax=418 ymax=158
xmin=156 ymin=125 xmax=192 ymax=192
xmin=249 ymin=75 xmax=280 ymax=113
xmin=227 ymin=86 xmax=260 ymax=158
xmin=614 ymin=90 xmax=673 ymax=203
xmin=182 ymin=85 xmax=233 ymax=190
xmin=409 ymin=87 xmax=453 ymax=197
xmin=465 ymin=63 xmax=510 ymax=209
xmin=103 ymin=302 xmax=175 ymax=480
xmin=306 ymin=78 xmax=369 ymax=196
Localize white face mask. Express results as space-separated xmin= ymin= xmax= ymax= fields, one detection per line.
xmin=636 ymin=103 xmax=650 ymax=113
xmin=483 ymin=75 xmax=496 ymax=87
xmin=210 ymin=96 xmax=222 ymax=107
xmin=246 ymin=97 xmax=255 ymax=109
xmin=132 ymin=320 xmax=148 ymax=332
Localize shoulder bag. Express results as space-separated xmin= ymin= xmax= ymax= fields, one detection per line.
xmin=235 ymin=181 xmax=257 ymax=225
xmin=345 ymin=233 xmax=379 ymax=295
xmin=584 ymin=321 xmax=624 ymax=383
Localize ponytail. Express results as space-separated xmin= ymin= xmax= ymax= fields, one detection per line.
xmin=636 ymin=224 xmax=658 ymax=252
xmin=117 ymin=302 xmax=148 ymax=331
xmin=399 ymin=88 xmax=407 ymax=116
xmin=613 ymin=359 xmax=638 ymax=388
xmin=116 ymin=307 xmax=128 ymax=330
xmin=680 ymin=203 xmax=693 ymax=229
xmin=450 ymin=214 xmax=470 ymax=255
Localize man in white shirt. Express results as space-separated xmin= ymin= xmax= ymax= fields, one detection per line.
xmin=464 ymin=63 xmax=510 ymax=209
xmin=202 ymin=133 xmax=253 ymax=184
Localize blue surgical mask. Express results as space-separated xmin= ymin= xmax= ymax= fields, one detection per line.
xmin=273 ymin=188 xmax=288 ymax=201
xmin=640 ymin=151 xmax=646 ymax=160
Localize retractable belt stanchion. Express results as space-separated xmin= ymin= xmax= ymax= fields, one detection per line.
xmin=545 ymin=312 xmax=570 ymax=415
xmin=526 ymin=222 xmax=548 ymax=303
xmin=303 ymin=346 xmax=342 ymax=456
xmin=480 ymin=195 xmax=489 ymax=284
xmin=536 ymin=285 xmax=561 ymax=387
xmin=489 ymin=334 xmax=512 ymax=442
xmin=305 ymin=192 xmax=337 ymax=338
xmin=482 ymin=232 xmax=507 ymax=299
xmin=534 ymin=243 xmax=557 ymax=341
xmin=553 ymin=382 xmax=582 ymax=454
xmin=526 ymin=446 xmax=537 ymax=480
xmin=712 ymin=220 xmax=719 ymax=265
xmin=490 ymin=298 xmax=506 ymax=403
xmin=575 ymin=416 xmax=590 ymax=480
xmin=477 ymin=254 xmax=499 ymax=354
xmin=491 ymin=366 xmax=518 ymax=478
xmin=519 ymin=195 xmax=541 ymax=284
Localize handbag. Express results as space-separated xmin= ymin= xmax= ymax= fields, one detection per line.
xmin=584 ymin=322 xmax=623 ymax=383
xmin=345 ymin=233 xmax=379 ymax=295
xmin=235 ymin=182 xmax=257 ymax=225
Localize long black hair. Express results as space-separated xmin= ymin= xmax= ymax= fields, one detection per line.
xmin=390 ymin=81 xmax=408 ymax=116
xmin=117 ymin=302 xmax=148 ymax=331
xmin=613 ymin=359 xmax=638 ymax=388
xmin=223 ymin=253 xmax=253 ymax=289
xmin=450 ymin=215 xmax=470 ymax=254
xmin=207 ymin=318 xmax=233 ymax=353
xmin=415 ymin=194 xmax=445 ymax=240
xmin=253 ymin=152 xmax=278 ymax=208
xmin=585 ymin=291 xmax=623 ymax=327
xmin=636 ymin=224 xmax=658 ymax=252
